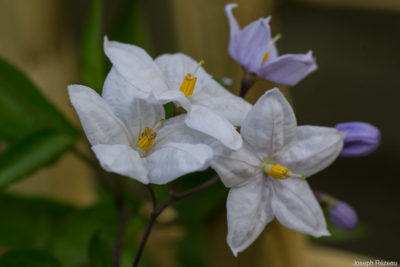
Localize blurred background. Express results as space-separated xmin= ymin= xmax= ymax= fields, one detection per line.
xmin=0 ymin=0 xmax=398 ymax=266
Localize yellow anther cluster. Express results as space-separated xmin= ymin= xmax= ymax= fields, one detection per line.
xmin=137 ymin=127 xmax=157 ymax=151
xmin=179 ymin=73 xmax=197 ymax=97
xmin=268 ymin=164 xmax=291 ymax=179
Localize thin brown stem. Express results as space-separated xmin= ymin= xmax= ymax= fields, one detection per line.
xmin=132 ymin=176 xmax=220 ymax=267
xmin=174 ymin=176 xmax=219 ymax=200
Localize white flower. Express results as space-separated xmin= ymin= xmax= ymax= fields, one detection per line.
xmin=103 ymin=37 xmax=252 ymax=150
xmin=210 ymin=88 xmax=344 ymax=256
xmin=68 ymin=85 xmax=213 ymax=185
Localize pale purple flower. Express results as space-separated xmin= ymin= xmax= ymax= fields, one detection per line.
xmin=335 ymin=122 xmax=381 ymax=157
xmin=225 ymin=3 xmax=317 ymax=86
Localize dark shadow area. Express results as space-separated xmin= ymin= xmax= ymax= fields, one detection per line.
xmin=277 ymin=2 xmax=400 ymax=259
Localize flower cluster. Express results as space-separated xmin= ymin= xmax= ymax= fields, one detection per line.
xmin=69 ymin=3 xmax=380 ymax=257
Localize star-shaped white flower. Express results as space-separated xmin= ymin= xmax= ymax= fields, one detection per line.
xmin=68 ymin=85 xmax=213 ymax=185
xmin=103 ymin=37 xmax=252 ymax=150
xmin=210 ymin=88 xmax=344 ymax=256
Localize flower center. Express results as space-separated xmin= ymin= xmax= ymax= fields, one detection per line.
xmin=179 ymin=60 xmax=204 ymax=97
xmin=261 ymin=33 xmax=282 ymax=63
xmin=137 ymin=119 xmax=164 ymax=151
xmin=261 ymin=161 xmax=306 ymax=180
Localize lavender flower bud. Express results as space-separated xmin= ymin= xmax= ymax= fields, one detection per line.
xmin=313 ymin=190 xmax=358 ymax=231
xmin=335 ymin=122 xmax=381 ymax=157
xmin=328 ymin=201 xmax=359 ymax=231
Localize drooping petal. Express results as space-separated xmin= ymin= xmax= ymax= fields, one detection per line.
xmin=68 ymin=84 xmax=132 ymax=146
xmin=103 ymin=37 xmax=168 ymax=94
xmin=211 ymin=141 xmax=261 ymax=188
xmin=258 ymin=51 xmax=317 ymax=86
xmin=226 ymin=176 xmax=274 ymax=256
xmin=190 ymin=79 xmax=252 ymax=126
xmin=144 ymin=142 xmax=213 ymax=184
xmin=234 ymin=17 xmax=272 ymax=73
xmin=270 ymin=178 xmax=329 ymax=237
xmin=241 ymin=88 xmax=297 ymax=158
xmin=149 ymin=115 xmax=212 ymax=152
xmin=102 ymin=68 xmax=165 ymax=142
xmin=185 ymin=105 xmax=242 ymax=151
xmin=92 ymin=144 xmax=148 ymax=184
xmin=224 ymin=3 xmax=241 ymax=58
xmin=277 ymin=125 xmax=344 ymax=177
xmin=155 ymin=53 xmax=211 ymax=96
xmin=157 ymin=89 xmax=192 ymax=112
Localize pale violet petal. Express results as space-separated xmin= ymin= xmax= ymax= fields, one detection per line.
xmin=224 ymin=3 xmax=241 ymax=58
xmin=68 ymin=84 xmax=132 ymax=146
xmin=102 ymin=68 xmax=165 ymax=141
xmin=155 ymin=53 xmax=211 ymax=96
xmin=241 ymin=88 xmax=297 ymax=158
xmin=211 ymin=141 xmax=261 ymax=188
xmin=185 ymin=105 xmax=242 ymax=151
xmin=92 ymin=144 xmax=148 ymax=184
xmin=270 ymin=178 xmax=329 ymax=237
xmin=258 ymin=51 xmax=317 ymax=86
xmin=227 ymin=176 xmax=274 ymax=256
xmin=235 ymin=17 xmax=272 ymax=73
xmin=277 ymin=125 xmax=344 ymax=177
xmin=145 ymin=142 xmax=213 ymax=184
xmin=190 ymin=79 xmax=252 ymax=126
xmin=103 ymin=37 xmax=168 ymax=94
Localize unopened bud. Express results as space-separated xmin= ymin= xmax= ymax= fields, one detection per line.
xmin=335 ymin=122 xmax=381 ymax=157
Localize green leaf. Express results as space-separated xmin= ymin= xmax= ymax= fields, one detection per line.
xmin=50 ymin=202 xmax=118 ymax=267
xmin=110 ymin=0 xmax=153 ymax=54
xmin=0 ymin=59 xmax=78 ymax=142
xmin=0 ymin=250 xmax=61 ymax=267
xmin=0 ymin=193 xmax=76 ymax=249
xmin=177 ymin=226 xmax=207 ymax=267
xmin=0 ymin=130 xmax=75 ymax=188
xmin=81 ymin=0 xmax=104 ymax=93
xmin=88 ymin=230 xmax=113 ymax=267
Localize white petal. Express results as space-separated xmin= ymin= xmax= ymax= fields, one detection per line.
xmin=68 ymin=84 xmax=132 ymax=146
xmin=211 ymin=141 xmax=261 ymax=188
xmin=103 ymin=37 xmax=168 ymax=94
xmin=185 ymin=105 xmax=242 ymax=150
xmin=102 ymin=68 xmax=165 ymax=141
xmin=190 ymin=79 xmax=252 ymax=126
xmin=92 ymin=144 xmax=148 ymax=184
xmin=155 ymin=53 xmax=211 ymax=96
xmin=149 ymin=115 xmax=212 ymax=153
xmin=241 ymin=88 xmax=297 ymax=158
xmin=277 ymin=126 xmax=344 ymax=177
xmin=145 ymin=142 xmax=213 ymax=184
xmin=227 ymin=176 xmax=274 ymax=256
xmin=270 ymin=178 xmax=329 ymax=237
xmin=158 ymin=89 xmax=192 ymax=112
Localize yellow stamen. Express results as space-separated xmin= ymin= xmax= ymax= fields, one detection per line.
xmin=262 ymin=51 xmax=270 ymax=63
xmin=179 ymin=60 xmax=204 ymax=98
xmin=179 ymin=73 xmax=197 ymax=97
xmin=137 ymin=120 xmax=164 ymax=151
xmin=137 ymin=127 xmax=157 ymax=151
xmin=262 ymin=162 xmax=306 ymax=180
xmin=261 ymin=33 xmax=282 ymax=64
